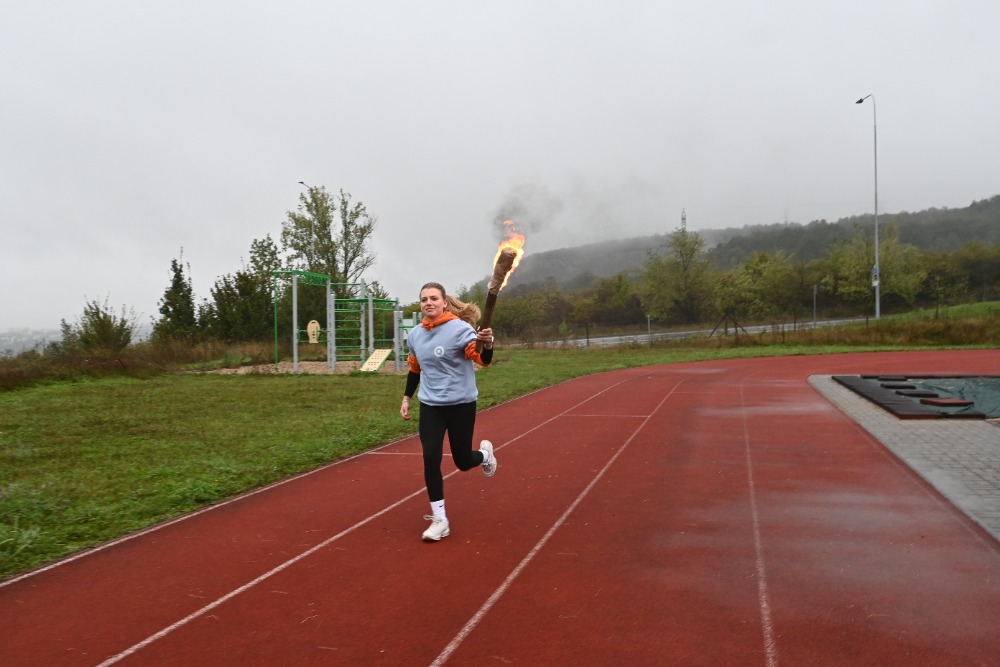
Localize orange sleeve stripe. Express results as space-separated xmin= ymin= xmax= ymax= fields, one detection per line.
xmin=465 ymin=341 xmax=487 ymax=366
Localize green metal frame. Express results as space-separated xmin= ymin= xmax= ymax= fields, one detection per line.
xmin=272 ymin=272 xmax=402 ymax=371
xmin=272 ymin=270 xmax=332 ymax=370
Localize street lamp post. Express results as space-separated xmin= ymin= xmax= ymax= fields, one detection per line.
xmin=856 ymin=94 xmax=880 ymax=319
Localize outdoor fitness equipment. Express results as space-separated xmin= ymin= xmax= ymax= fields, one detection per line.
xmin=272 ymin=270 xmax=409 ymax=373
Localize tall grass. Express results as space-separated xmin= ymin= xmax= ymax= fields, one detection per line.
xmin=0 ymin=339 xmax=279 ymax=391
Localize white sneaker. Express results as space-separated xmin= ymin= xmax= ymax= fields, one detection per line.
xmin=480 ymin=440 xmax=498 ymax=478
xmin=422 ymin=516 xmax=450 ymax=541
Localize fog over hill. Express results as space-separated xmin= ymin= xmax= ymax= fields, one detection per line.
xmin=6 ymin=197 xmax=997 ymax=350
xmin=472 ymin=195 xmax=1000 ymax=294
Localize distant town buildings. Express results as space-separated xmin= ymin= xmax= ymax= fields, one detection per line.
xmin=1 ymin=328 xmax=60 ymax=355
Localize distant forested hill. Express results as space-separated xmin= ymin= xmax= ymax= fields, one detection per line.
xmin=492 ymin=195 xmax=1000 ymax=292
xmin=503 ymin=234 xmax=668 ymax=293
xmin=710 ymin=194 xmax=1000 ymax=269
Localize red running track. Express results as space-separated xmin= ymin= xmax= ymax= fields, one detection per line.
xmin=3 ymin=350 xmax=1000 ymax=666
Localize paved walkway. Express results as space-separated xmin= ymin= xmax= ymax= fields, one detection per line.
xmin=811 ymin=374 xmax=1000 ymax=541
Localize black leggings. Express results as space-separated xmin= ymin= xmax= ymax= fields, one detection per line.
xmin=418 ymin=401 xmax=485 ymax=502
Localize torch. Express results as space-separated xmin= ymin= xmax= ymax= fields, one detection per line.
xmin=476 ymin=221 xmax=525 ymax=352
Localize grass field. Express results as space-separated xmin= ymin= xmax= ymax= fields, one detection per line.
xmin=2 ymin=306 xmax=998 ymax=579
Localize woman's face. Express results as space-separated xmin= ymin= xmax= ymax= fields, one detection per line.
xmin=419 ymin=287 xmax=447 ymax=320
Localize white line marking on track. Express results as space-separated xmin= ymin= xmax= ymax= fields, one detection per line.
xmin=740 ymin=378 xmax=779 ymax=667
xmin=0 ymin=437 xmax=416 ymax=589
xmin=93 ymin=376 xmax=640 ymax=664
xmin=94 ymin=487 xmax=428 ymax=666
xmin=430 ymin=376 xmax=689 ymax=666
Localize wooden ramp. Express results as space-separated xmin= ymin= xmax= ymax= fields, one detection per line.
xmin=359 ymin=349 xmax=393 ymax=372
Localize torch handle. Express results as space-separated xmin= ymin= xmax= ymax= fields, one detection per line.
xmin=475 ymin=291 xmax=499 ymax=353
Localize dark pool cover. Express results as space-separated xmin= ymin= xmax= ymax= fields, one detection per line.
xmin=833 ymin=375 xmax=1000 ymax=419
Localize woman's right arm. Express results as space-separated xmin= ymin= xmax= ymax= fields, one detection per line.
xmin=401 ymin=371 xmax=420 ymax=420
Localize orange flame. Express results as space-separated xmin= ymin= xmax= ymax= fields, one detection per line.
xmin=492 ymin=220 xmax=525 ymax=290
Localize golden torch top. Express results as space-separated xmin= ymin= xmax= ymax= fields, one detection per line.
xmin=487 ymin=220 xmax=526 ymax=295
xmin=488 ymin=247 xmax=519 ymax=294
xmin=474 ymin=220 xmax=525 ymax=352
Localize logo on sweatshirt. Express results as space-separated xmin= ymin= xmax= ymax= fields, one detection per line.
xmin=434 ymin=345 xmax=445 ymax=357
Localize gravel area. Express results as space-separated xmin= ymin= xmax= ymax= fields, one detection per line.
xmin=211 ymin=360 xmax=406 ymax=375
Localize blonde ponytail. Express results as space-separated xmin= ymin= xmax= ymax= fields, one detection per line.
xmin=446 ymin=294 xmax=481 ymax=326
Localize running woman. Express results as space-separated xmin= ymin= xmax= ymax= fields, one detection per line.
xmin=400 ymin=282 xmax=498 ymax=541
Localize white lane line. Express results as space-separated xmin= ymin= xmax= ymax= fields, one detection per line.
xmin=95 ymin=488 xmax=427 ymax=666
xmin=0 ymin=437 xmax=414 ymax=588
xmin=430 ymin=377 xmax=687 ymax=666
xmin=96 ymin=377 xmax=639 ymax=665
xmin=740 ymin=378 xmax=779 ymax=667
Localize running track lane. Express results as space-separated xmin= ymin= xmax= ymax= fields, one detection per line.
xmin=2 ymin=350 xmax=1000 ymax=666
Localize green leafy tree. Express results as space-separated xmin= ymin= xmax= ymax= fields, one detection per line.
xmin=640 ymin=227 xmax=714 ymax=324
xmin=536 ymin=278 xmax=575 ymax=329
xmin=152 ymin=254 xmax=199 ymax=341
xmin=879 ymin=233 xmax=928 ymax=309
xmin=712 ymin=269 xmax=754 ymax=330
xmin=580 ymin=272 xmax=643 ymax=324
xmin=58 ymin=296 xmax=138 ymax=357
xmin=282 ymin=185 xmax=377 ymax=299
xmin=364 ymin=280 xmax=390 ymax=300
xmin=458 ymin=282 xmax=487 ymax=309
xmin=818 ymin=224 xmax=928 ymax=315
xmin=333 ymin=189 xmax=377 ymax=292
xmin=206 ymin=273 xmax=269 ymax=343
xmin=283 ymin=187 xmax=335 ymax=273
xmin=817 ymin=226 xmax=878 ymax=314
xmin=920 ymin=253 xmax=969 ymax=316
xmin=950 ymin=240 xmax=1000 ymax=302
xmin=741 ymin=251 xmax=801 ymax=321
xmin=249 ymin=234 xmax=284 ymax=277
xmin=205 ymin=235 xmax=285 ymax=342
xmin=490 ymin=294 xmax=544 ymax=342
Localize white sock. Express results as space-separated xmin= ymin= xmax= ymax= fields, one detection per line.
xmin=430 ymin=499 xmax=446 ymax=520
xmin=480 ymin=447 xmax=491 ymax=466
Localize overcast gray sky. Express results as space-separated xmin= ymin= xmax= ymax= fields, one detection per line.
xmin=3 ymin=0 xmax=997 ymax=332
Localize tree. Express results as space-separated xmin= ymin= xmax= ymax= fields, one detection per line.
xmin=248 ymin=234 xmax=283 ymax=277
xmin=581 ymin=272 xmax=643 ymax=324
xmin=818 ymin=234 xmax=875 ymax=314
xmin=920 ymin=253 xmax=969 ymax=316
xmin=152 ymin=253 xmax=199 ymax=341
xmin=818 ymin=224 xmax=928 ymax=315
xmin=364 ymin=280 xmax=390 ymax=300
xmin=879 ymin=235 xmax=927 ymax=309
xmin=206 ymin=273 xmax=269 ymax=343
xmin=712 ymin=269 xmax=754 ymax=331
xmin=333 ymin=189 xmax=377 ymax=291
xmin=741 ymin=251 xmax=800 ymax=322
xmin=950 ymin=240 xmax=1000 ymax=302
xmin=640 ymin=227 xmax=714 ymax=324
xmin=58 ymin=296 xmax=138 ymax=357
xmin=282 ymin=187 xmax=335 ymax=273
xmin=281 ymin=185 xmax=377 ymax=298
xmin=490 ymin=295 xmax=544 ymax=342
xmin=205 ymin=235 xmax=284 ymax=342
xmin=536 ymin=278 xmax=575 ymax=330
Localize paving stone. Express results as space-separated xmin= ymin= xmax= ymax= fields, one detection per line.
xmin=811 ymin=375 xmax=1000 ymax=542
